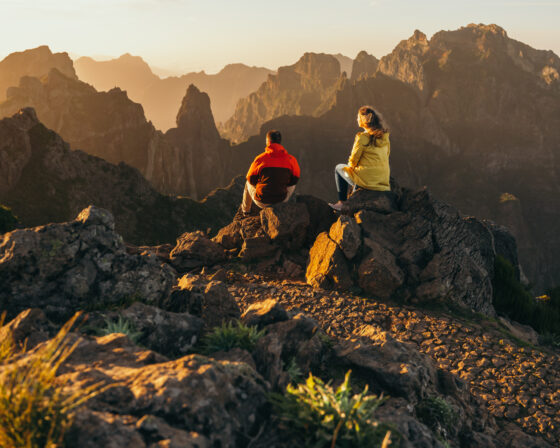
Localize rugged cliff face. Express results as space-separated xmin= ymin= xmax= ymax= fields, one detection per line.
xmin=229 ymin=24 xmax=560 ymax=290
xmin=350 ymin=50 xmax=379 ymax=81
xmin=222 ymin=53 xmax=345 ymax=143
xmin=162 ymin=84 xmax=232 ymax=199
xmin=0 ymin=69 xmax=236 ymax=199
xmin=75 ymin=55 xmax=273 ymax=130
xmin=0 ymin=108 xmax=243 ymax=245
xmin=0 ymin=45 xmax=76 ymax=101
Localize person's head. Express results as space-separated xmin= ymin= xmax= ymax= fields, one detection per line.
xmin=266 ymin=130 xmax=282 ymax=146
xmin=357 ymin=106 xmax=387 ymax=134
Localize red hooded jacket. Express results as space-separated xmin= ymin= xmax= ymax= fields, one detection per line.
xmin=246 ymin=143 xmax=300 ymax=204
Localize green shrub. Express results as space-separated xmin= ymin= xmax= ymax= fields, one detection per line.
xmin=0 ymin=312 xmax=109 ymax=448
xmin=202 ymin=321 xmax=265 ymax=354
xmin=0 ymin=204 xmax=18 ymax=233
xmin=416 ymin=396 xmax=457 ymax=441
xmin=101 ymin=316 xmax=142 ymax=343
xmin=492 ymin=256 xmax=560 ymax=335
xmin=271 ymin=370 xmax=395 ymax=448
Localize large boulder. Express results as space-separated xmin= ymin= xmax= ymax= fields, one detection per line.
xmin=169 ymin=230 xmax=227 ymax=272
xmin=0 ymin=206 xmax=176 ymax=321
xmin=253 ymin=313 xmax=330 ymax=389
xmin=306 ymin=232 xmax=353 ymax=290
xmin=307 ymin=184 xmax=505 ymax=315
xmin=260 ymin=202 xmax=310 ymax=249
xmin=106 ymin=302 xmax=204 ymax=358
xmin=334 ymin=325 xmax=438 ymax=401
xmin=164 ymin=274 xmax=241 ymax=328
xmin=55 ymin=333 xmax=269 ymax=448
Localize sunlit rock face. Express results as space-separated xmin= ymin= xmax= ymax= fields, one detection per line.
xmin=221 ymin=52 xmax=345 ymax=143
xmin=0 ymin=45 xmax=77 ymax=101
xmin=75 ymin=54 xmax=274 ymax=131
xmin=229 ymin=24 xmax=560 ymax=290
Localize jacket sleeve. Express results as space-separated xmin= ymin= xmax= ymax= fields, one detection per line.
xmin=348 ymin=134 xmax=366 ymax=168
xmin=246 ymin=158 xmax=261 ymax=186
xmin=288 ymin=156 xmax=301 ymax=186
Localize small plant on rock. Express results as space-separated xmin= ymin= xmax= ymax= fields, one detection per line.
xmin=416 ymin=396 xmax=457 ymax=442
xmin=202 ymin=320 xmax=265 ymax=354
xmin=101 ymin=316 xmax=142 ymax=343
xmin=271 ymin=370 xmax=395 ymax=448
xmin=0 ymin=312 xmax=110 ymax=448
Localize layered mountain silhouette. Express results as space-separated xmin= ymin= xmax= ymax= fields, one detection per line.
xmin=75 ymin=54 xmax=273 ymax=130
xmin=227 ymin=24 xmax=560 ymax=290
xmin=0 ymin=46 xmax=77 ymax=101
xmin=0 ymin=108 xmax=243 ymax=244
xmin=221 ymin=53 xmax=346 ymax=143
xmin=0 ymin=69 xmax=233 ymax=200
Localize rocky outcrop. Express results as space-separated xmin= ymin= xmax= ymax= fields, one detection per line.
xmin=232 ymin=24 xmax=560 ymax=290
xmin=163 ymin=84 xmax=231 ymax=199
xmin=350 ymin=50 xmax=379 ymax=81
xmin=0 ymin=45 xmax=76 ymax=101
xmin=306 ymin=186 xmax=509 ymax=316
xmin=75 ymin=55 xmax=273 ymax=130
xmin=222 ymin=53 xmax=345 ymax=142
xmin=0 ymin=206 xmax=176 ymax=321
xmin=0 ymin=108 xmax=244 ymax=244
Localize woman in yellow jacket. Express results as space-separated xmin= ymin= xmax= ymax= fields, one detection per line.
xmin=329 ymin=105 xmax=391 ymax=211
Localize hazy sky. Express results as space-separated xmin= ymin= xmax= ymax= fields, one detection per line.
xmin=1 ymin=0 xmax=559 ymax=74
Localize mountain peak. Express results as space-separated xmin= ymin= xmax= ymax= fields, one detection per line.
xmin=176 ymin=84 xmax=219 ymax=136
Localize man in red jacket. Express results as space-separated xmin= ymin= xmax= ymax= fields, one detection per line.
xmin=242 ymin=130 xmax=300 ymax=214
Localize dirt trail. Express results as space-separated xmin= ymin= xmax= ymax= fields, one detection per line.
xmin=226 ymin=273 xmax=560 ymax=445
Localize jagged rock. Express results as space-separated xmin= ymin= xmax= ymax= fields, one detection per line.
xmin=57 ymin=334 xmax=269 ymax=448
xmin=164 ymin=85 xmax=231 ymax=199
xmin=335 ymin=325 xmax=437 ymax=401
xmin=341 ymin=188 xmax=397 ymax=215
xmin=241 ymin=299 xmax=290 ymax=329
xmin=222 ymin=53 xmax=344 ymax=142
xmin=358 ymin=238 xmax=405 ymax=299
xmin=350 ymin=51 xmax=380 ymax=82
xmin=260 ymin=202 xmax=310 ymax=249
xmin=165 ymin=274 xmax=240 ymax=328
xmin=169 ymin=230 xmax=227 ymax=271
xmin=212 ymin=219 xmax=245 ymax=249
xmin=103 ymin=302 xmax=204 ymax=358
xmin=239 ymin=235 xmax=278 ymax=261
xmin=211 ymin=348 xmax=257 ymax=371
xmin=0 ymin=45 xmax=77 ymax=101
xmin=306 ymin=232 xmax=352 ymax=290
xmin=0 ymin=206 xmax=176 ymax=321
xmin=497 ymin=316 xmax=539 ymax=345
xmin=495 ymin=425 xmax=552 ymax=448
xmin=328 ymin=215 xmax=362 ymax=259
xmin=253 ymin=313 xmax=329 ymax=389
xmin=309 ymin=185 xmax=499 ymax=315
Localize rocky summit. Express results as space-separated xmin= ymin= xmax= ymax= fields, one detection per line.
xmin=0 ymin=186 xmax=557 ymax=446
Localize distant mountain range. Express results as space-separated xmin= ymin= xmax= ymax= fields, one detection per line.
xmin=74 ymin=54 xmax=273 ymax=130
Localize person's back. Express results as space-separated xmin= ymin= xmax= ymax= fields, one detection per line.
xmin=241 ymin=130 xmax=300 ymax=214
xmin=345 ymin=131 xmax=390 ymax=191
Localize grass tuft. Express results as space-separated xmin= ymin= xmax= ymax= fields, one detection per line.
xmin=416 ymin=396 xmax=457 ymax=442
xmin=0 ymin=311 xmax=110 ymax=448
xmin=101 ymin=316 xmax=142 ymax=344
xmin=202 ymin=320 xmax=265 ymax=354
xmin=271 ymin=370 xmax=396 ymax=448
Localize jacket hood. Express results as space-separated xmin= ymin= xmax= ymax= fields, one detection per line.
xmin=265 ymin=143 xmax=287 ymax=155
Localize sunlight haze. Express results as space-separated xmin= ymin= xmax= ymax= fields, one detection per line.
xmin=1 ymin=0 xmax=559 ymax=73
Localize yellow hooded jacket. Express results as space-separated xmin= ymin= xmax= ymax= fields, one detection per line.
xmin=343 ymin=131 xmax=391 ymax=191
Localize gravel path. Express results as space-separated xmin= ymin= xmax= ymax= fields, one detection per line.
xmin=226 ymin=272 xmax=560 ymax=445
